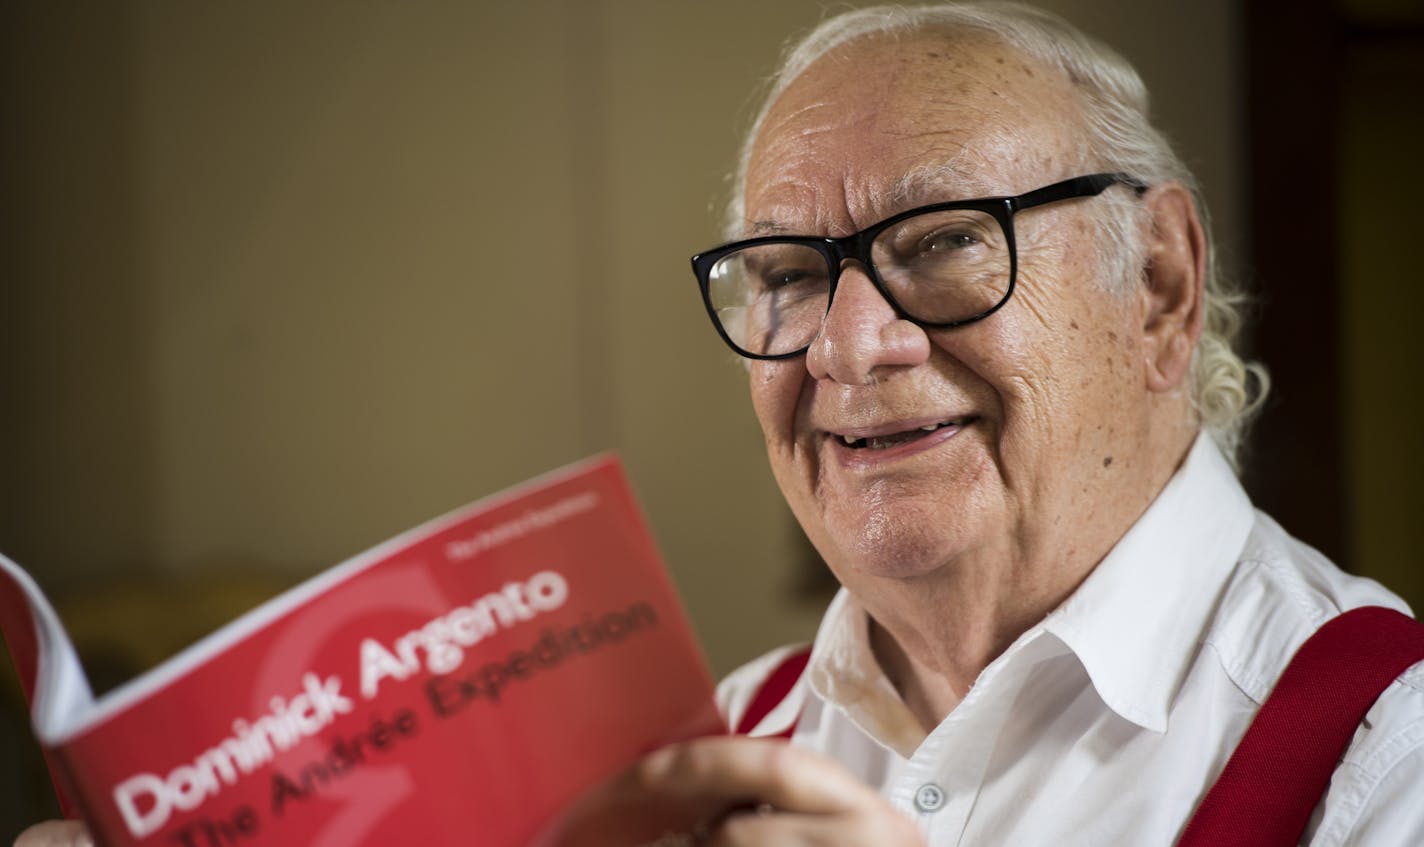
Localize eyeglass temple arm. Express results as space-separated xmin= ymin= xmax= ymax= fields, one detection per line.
xmin=1011 ymin=172 xmax=1148 ymax=212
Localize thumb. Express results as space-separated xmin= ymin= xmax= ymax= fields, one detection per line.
xmin=14 ymin=821 xmax=92 ymax=847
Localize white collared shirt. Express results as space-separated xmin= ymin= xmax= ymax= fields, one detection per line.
xmin=719 ymin=436 xmax=1424 ymax=845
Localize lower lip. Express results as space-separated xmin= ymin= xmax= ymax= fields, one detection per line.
xmin=827 ymin=421 xmax=971 ymax=469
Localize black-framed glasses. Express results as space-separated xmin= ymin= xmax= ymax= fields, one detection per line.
xmin=691 ymin=172 xmax=1147 ymax=359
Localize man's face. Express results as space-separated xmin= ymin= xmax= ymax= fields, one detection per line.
xmin=744 ymin=34 xmax=1161 ymax=592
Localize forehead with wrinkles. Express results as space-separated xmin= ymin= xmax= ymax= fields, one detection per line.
xmin=744 ymin=30 xmax=1086 ymax=236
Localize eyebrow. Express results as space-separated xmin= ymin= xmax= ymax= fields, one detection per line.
xmin=889 ymin=160 xmax=991 ymax=207
xmin=748 ymin=220 xmax=794 ymax=236
xmin=741 ymin=159 xmax=990 ymax=239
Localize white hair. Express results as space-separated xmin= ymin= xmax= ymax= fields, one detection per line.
xmin=727 ymin=2 xmax=1269 ymax=469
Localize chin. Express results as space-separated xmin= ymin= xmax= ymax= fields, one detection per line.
xmin=781 ymin=463 xmax=991 ymax=580
xmin=818 ymin=504 xmax=969 ymax=583
xmin=843 ymin=544 xmax=955 ymax=583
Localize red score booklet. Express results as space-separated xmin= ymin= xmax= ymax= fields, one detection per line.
xmin=0 ymin=455 xmax=726 ymax=846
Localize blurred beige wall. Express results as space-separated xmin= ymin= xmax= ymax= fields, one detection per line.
xmin=1 ymin=0 xmax=1245 ymax=678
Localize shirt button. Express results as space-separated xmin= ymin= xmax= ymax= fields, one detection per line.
xmin=914 ymin=783 xmax=945 ymax=813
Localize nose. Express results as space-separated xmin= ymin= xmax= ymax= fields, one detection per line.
xmin=805 ymin=265 xmax=931 ymax=384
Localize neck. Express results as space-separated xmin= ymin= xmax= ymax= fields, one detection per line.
xmin=863 ymin=419 xmax=1199 ymax=731
xmin=864 ymin=560 xmax=1072 ymax=728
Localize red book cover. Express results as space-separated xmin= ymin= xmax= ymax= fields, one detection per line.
xmin=0 ymin=455 xmax=725 ymax=846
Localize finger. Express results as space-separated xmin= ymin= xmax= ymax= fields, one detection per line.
xmin=637 ymin=736 xmax=887 ymax=817
xmin=703 ymin=806 xmax=924 ymax=847
xmin=13 ymin=821 xmax=92 ymax=847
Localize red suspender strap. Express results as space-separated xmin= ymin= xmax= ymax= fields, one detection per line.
xmin=1177 ymin=606 xmax=1424 ymax=847
xmin=734 ymin=647 xmax=812 ymax=738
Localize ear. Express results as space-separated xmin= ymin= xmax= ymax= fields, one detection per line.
xmin=1138 ymin=181 xmax=1206 ymax=393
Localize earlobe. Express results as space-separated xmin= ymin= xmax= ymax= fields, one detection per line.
xmin=1139 ymin=182 xmax=1206 ymax=393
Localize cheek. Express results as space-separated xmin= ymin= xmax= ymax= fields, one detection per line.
xmin=748 ymin=361 xmax=807 ymax=450
xmin=998 ymin=295 xmax=1145 ymax=465
xmin=928 ymin=295 xmax=1053 ymax=422
xmin=929 ymin=274 xmax=1139 ymax=467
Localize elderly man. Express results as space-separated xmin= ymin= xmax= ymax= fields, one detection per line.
xmin=14 ymin=3 xmax=1423 ymax=847
xmin=652 ymin=2 xmax=1424 ymax=845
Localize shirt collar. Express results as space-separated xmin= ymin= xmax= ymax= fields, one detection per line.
xmin=1042 ymin=433 xmax=1255 ymax=732
xmin=806 ymin=589 xmax=932 ymax=756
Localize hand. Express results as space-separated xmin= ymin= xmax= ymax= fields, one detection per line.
xmin=13 ymin=821 xmax=91 ymax=847
xmin=639 ymin=736 xmax=924 ymax=845
xmin=542 ymin=736 xmax=925 ymax=846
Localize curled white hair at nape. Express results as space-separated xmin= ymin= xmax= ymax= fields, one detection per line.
xmin=727 ymin=1 xmax=1269 ymax=470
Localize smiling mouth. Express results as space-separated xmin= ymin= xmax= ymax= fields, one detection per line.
xmin=836 ymin=417 xmax=975 ymax=450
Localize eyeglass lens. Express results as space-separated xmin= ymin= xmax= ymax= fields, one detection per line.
xmin=706 ymin=207 xmax=1011 ymax=357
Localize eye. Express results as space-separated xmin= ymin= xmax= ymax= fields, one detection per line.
xmin=878 ymin=209 xmax=999 ymax=265
xmin=762 ymin=267 xmax=818 ymax=289
xmin=920 ymin=229 xmax=980 ymax=254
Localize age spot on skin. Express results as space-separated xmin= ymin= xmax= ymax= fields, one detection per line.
xmin=1103 ymin=456 xmax=1114 ymax=467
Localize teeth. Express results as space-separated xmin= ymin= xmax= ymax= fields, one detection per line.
xmin=836 ymin=418 xmax=966 ymax=449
